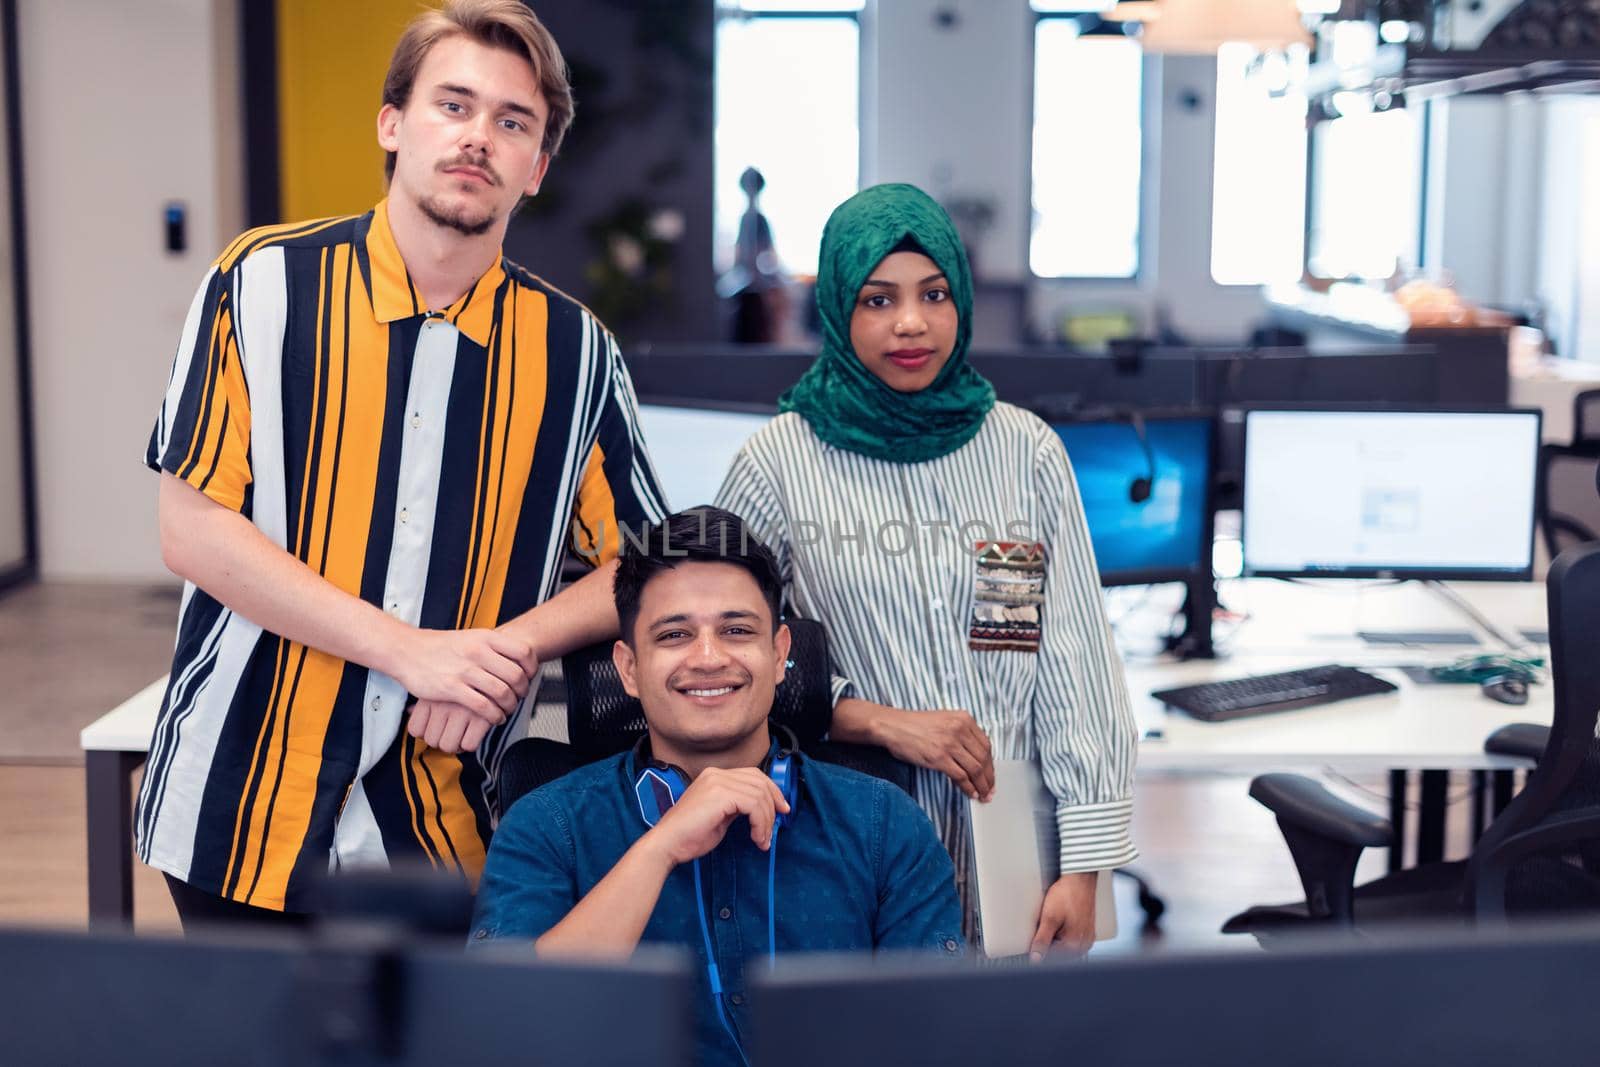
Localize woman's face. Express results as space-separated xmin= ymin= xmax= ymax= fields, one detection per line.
xmin=848 ymin=251 xmax=958 ymax=393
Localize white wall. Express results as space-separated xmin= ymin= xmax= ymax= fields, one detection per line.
xmin=1536 ymin=96 xmax=1600 ymax=360
xmin=19 ymin=0 xmax=239 ymax=580
xmin=1423 ymin=96 xmax=1512 ymax=306
xmin=865 ymin=1 xmax=1266 ymax=343
xmin=1420 ymin=92 xmax=1600 ymax=363
xmin=865 ymin=0 xmax=1032 ymax=283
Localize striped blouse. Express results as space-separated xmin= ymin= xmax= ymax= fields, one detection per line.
xmin=137 ymin=201 xmax=666 ymax=911
xmin=715 ymin=404 xmax=1138 ymax=932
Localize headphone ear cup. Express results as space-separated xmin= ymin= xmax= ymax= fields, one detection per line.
xmin=1129 ymin=476 xmax=1152 ymax=504
xmin=635 ymin=765 xmax=688 ymax=828
xmin=768 ymin=753 xmax=796 ymax=828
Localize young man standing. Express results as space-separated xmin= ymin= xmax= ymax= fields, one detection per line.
xmin=140 ymin=0 xmax=666 ymax=925
xmin=470 ymin=509 xmax=963 ymax=1067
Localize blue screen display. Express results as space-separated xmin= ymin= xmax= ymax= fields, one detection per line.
xmin=1052 ymin=417 xmax=1211 ymax=583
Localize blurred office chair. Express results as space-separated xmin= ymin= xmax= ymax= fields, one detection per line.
xmin=1538 ymin=443 xmax=1600 ymax=558
xmin=1572 ymin=388 xmax=1600 ymax=445
xmin=1223 ymin=541 xmax=1600 ymax=941
xmin=495 ymin=618 xmax=914 ymax=814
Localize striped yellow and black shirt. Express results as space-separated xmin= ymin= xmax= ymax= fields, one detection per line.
xmin=137 ymin=200 xmax=667 ymax=911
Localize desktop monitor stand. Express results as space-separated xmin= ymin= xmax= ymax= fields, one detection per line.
xmin=1164 ymin=577 xmax=1217 ymax=660
xmin=1354 ymin=580 xmax=1537 ymax=652
xmin=1420 ymin=579 xmax=1534 ymax=651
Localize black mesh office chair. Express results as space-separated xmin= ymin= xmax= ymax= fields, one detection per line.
xmin=496 ymin=618 xmax=914 ymax=814
xmin=1222 ymin=541 xmax=1600 ymax=940
xmin=1538 ymin=443 xmax=1600 ymax=558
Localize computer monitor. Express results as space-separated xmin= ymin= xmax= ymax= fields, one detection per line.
xmin=1241 ymin=407 xmax=1542 ymax=581
xmin=635 ymin=398 xmax=775 ymax=512
xmin=750 ymin=924 xmax=1600 ymax=1065
xmin=1049 ymin=411 xmax=1216 ymax=587
xmin=0 ymin=927 xmax=693 ymax=1066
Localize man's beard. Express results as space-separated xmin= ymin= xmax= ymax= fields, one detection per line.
xmin=418 ymin=193 xmax=496 ymax=237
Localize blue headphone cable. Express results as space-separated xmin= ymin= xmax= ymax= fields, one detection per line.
xmin=693 ymin=857 xmax=751 ymax=1067
xmin=767 ymin=830 xmax=779 ymax=969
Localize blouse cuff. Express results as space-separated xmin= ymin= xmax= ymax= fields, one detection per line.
xmin=1055 ymin=798 xmax=1137 ymax=873
xmin=829 ymin=673 xmax=855 ymax=707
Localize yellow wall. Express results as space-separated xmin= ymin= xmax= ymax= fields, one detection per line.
xmin=276 ymin=0 xmax=417 ymax=221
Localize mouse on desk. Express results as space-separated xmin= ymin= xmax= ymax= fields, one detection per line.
xmin=1481 ymin=672 xmax=1530 ymax=706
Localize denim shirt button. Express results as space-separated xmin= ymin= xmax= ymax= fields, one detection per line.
xmin=729 ymin=993 xmax=745 ymax=1006
xmin=943 ymin=938 xmax=958 ymax=953
xmin=473 ymin=929 xmax=490 ymax=941
xmin=718 ymin=906 xmax=732 ymax=920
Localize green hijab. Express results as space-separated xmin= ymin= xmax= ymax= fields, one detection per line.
xmin=779 ymin=183 xmax=995 ymax=463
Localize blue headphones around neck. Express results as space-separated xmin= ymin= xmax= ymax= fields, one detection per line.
xmin=630 ymin=725 xmax=798 ymax=1067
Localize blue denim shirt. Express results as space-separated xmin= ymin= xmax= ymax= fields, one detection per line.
xmin=469 ymin=751 xmax=964 ymax=1067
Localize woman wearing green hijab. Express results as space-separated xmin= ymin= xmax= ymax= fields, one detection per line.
xmin=715 ymin=184 xmax=1137 ymax=958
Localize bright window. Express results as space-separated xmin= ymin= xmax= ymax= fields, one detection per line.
xmin=714 ymin=5 xmax=862 ymax=276
xmin=1308 ymin=105 xmax=1421 ymax=280
xmin=1031 ymin=19 xmax=1144 ymax=278
xmin=1211 ymin=44 xmax=1308 ymax=286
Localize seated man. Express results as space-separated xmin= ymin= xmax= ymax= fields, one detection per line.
xmin=470 ymin=507 xmax=963 ymax=1066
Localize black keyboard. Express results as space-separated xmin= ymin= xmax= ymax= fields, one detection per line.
xmin=1151 ymin=665 xmax=1398 ymax=722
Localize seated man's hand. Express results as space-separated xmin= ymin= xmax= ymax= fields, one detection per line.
xmin=874 ymin=705 xmax=995 ymax=801
xmin=1028 ymin=871 xmax=1097 ymax=962
xmin=393 ymin=628 xmax=536 ymax=723
xmin=644 ymin=767 xmax=792 ymax=866
xmin=407 ymin=700 xmax=495 ymax=754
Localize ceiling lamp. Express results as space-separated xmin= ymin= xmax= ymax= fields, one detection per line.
xmin=1137 ymin=0 xmax=1313 ymax=53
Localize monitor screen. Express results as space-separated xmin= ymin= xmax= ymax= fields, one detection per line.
xmin=1241 ymin=408 xmax=1542 ymax=580
xmin=1052 ymin=414 xmax=1214 ymax=586
xmin=635 ymin=401 xmax=773 ymax=512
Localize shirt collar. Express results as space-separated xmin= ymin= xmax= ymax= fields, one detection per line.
xmin=365 ymin=198 xmax=506 ymax=347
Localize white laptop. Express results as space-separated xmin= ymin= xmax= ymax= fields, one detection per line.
xmin=969 ymin=759 xmax=1117 ymax=958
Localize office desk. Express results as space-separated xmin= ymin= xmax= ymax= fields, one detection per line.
xmin=80 ymin=580 xmax=1551 ymax=925
xmin=1127 ymin=578 xmax=1549 ymax=869
xmin=1130 ymin=578 xmax=1549 ymax=771
xmin=80 ymin=678 xmax=165 ymax=927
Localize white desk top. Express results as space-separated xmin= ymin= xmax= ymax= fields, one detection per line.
xmin=80 ymin=580 xmax=1553 ymax=775
xmin=80 ymin=677 xmax=167 ymax=752
xmin=1131 ymin=579 xmax=1550 ymax=774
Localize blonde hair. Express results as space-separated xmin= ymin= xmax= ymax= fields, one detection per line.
xmin=381 ymin=0 xmax=574 ymax=180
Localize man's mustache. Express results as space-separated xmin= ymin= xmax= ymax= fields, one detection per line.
xmin=437 ymin=153 xmax=501 ymax=187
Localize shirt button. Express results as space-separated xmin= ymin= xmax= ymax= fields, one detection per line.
xmin=729 ymin=993 xmax=745 ymax=1006
xmin=371 ymin=696 xmax=382 ymax=711
xmin=399 ymin=507 xmax=409 ymax=524
xmin=943 ymin=938 xmax=959 ymax=953
xmin=718 ymin=907 xmax=732 ymax=920
xmin=930 ymin=597 xmax=943 ymax=611
xmin=473 ymin=929 xmax=489 ymax=941
xmin=411 ymin=412 xmax=421 ymax=428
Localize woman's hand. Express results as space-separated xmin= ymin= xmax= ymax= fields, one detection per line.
xmin=833 ymin=698 xmax=995 ymax=800
xmin=1029 ymin=872 xmax=1097 ymax=961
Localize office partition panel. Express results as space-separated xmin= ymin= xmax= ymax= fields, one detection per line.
xmin=0 ymin=0 xmax=33 ymax=587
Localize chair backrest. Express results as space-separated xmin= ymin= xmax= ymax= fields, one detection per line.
xmin=1468 ymin=541 xmax=1600 ymax=913
xmin=1573 ymin=388 xmax=1600 ymax=445
xmin=561 ymin=617 xmax=833 ymax=761
xmin=495 ymin=618 xmax=913 ymax=815
xmin=1537 ymin=444 xmax=1600 ymax=560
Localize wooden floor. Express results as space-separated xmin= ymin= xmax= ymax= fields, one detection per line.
xmin=1 ymin=763 xmax=178 ymax=932
xmin=0 ymin=580 xmax=1473 ymax=950
xmin=0 ymin=581 xmax=177 ymax=762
